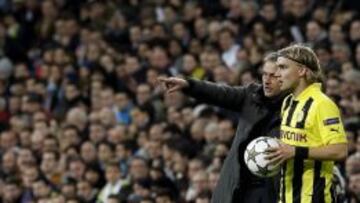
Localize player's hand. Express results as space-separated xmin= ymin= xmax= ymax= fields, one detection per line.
xmin=264 ymin=142 xmax=295 ymax=167
xmin=157 ymin=77 xmax=189 ymax=94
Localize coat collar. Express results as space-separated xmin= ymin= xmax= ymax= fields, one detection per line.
xmin=252 ymin=85 xmax=288 ymax=109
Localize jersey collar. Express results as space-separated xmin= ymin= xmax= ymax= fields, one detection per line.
xmin=293 ymin=83 xmax=321 ymax=101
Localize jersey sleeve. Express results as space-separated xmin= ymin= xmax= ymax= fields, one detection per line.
xmin=316 ymin=100 xmax=347 ymax=145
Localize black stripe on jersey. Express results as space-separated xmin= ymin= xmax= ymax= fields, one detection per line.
xmin=295 ymin=97 xmax=314 ymax=129
xmin=292 ymin=159 xmax=304 ymax=203
xmin=331 ymin=183 xmax=336 ymax=203
xmin=318 ymin=178 xmax=326 ymax=203
xmin=312 ymin=161 xmax=325 ymax=203
xmin=282 ymin=96 xmax=292 ymax=112
xmin=281 ymin=164 xmax=287 ymax=203
xmin=286 ymin=100 xmax=299 ymax=126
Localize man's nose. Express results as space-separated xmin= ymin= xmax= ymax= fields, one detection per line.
xmin=274 ymin=69 xmax=281 ymax=77
xmin=263 ymin=76 xmax=271 ymax=83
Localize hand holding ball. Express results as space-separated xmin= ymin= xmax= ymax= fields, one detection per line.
xmin=244 ymin=137 xmax=281 ymax=177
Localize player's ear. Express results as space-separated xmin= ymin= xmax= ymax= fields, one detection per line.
xmin=298 ymin=66 xmax=307 ymax=77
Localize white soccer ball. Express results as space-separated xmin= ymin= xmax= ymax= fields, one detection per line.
xmin=244 ymin=136 xmax=281 ymax=177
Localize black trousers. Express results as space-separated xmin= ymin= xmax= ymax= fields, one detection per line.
xmin=241 ymin=186 xmax=276 ymax=203
xmin=232 ymin=180 xmax=278 ymax=203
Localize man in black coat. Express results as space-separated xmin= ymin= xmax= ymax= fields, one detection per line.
xmin=158 ymin=53 xmax=287 ymax=203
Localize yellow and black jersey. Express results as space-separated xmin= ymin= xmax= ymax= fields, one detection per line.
xmin=279 ymin=83 xmax=347 ymax=203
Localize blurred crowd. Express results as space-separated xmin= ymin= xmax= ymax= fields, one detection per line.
xmin=0 ymin=0 xmax=359 ymax=203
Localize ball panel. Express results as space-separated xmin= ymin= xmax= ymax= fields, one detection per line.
xmin=254 ymin=141 xmax=268 ymax=152
xmin=255 ymin=154 xmax=267 ymax=168
xmin=247 ymin=160 xmax=259 ymax=173
xmin=266 ymin=138 xmax=280 ymax=148
xmin=244 ymin=136 xmax=281 ymax=178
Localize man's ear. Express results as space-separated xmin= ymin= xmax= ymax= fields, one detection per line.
xmin=298 ymin=66 xmax=307 ymax=77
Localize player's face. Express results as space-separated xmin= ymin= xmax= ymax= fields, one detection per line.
xmin=275 ymin=57 xmax=303 ymax=92
xmin=262 ymin=61 xmax=281 ymax=97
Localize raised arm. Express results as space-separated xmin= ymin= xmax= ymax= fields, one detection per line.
xmin=158 ymin=77 xmax=249 ymax=111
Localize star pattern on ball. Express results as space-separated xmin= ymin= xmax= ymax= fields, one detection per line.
xmin=257 ymin=164 xmax=269 ymax=177
xmin=246 ymin=144 xmax=261 ymax=163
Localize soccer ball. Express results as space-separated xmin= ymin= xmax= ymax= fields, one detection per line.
xmin=244 ymin=136 xmax=281 ymax=177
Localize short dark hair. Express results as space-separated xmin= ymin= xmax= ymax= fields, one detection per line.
xmin=139 ymin=196 xmax=155 ymax=203
xmin=155 ymin=189 xmax=174 ymax=200
xmin=4 ymin=176 xmax=21 ymax=185
xmin=43 ymin=150 xmax=60 ymax=161
xmin=97 ymin=141 xmax=115 ymax=151
xmin=263 ymin=52 xmax=278 ymax=63
xmin=219 ymin=27 xmax=235 ymax=38
xmin=109 ymin=193 xmax=128 ymax=203
xmin=105 ymin=160 xmax=120 ymax=170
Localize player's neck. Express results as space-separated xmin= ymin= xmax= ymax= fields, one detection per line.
xmin=293 ymin=80 xmax=309 ymax=98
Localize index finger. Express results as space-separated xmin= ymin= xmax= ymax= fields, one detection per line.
xmin=265 ymin=147 xmax=278 ymax=153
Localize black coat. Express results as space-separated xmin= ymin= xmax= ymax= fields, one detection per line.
xmin=184 ymin=79 xmax=286 ymax=203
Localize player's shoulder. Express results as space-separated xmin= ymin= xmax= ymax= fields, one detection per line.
xmin=311 ymin=90 xmax=338 ymax=109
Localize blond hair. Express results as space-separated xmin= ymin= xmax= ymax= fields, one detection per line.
xmin=277 ymin=44 xmax=323 ymax=83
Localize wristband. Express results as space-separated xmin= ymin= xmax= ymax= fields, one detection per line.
xmin=295 ymin=147 xmax=309 ymax=159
